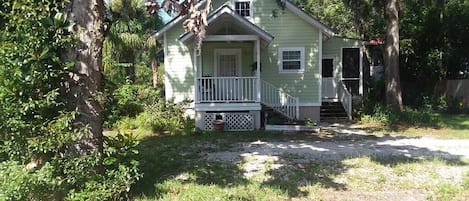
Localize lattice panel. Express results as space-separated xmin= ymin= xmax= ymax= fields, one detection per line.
xmin=203 ymin=114 xmax=215 ymax=131
xmin=202 ymin=112 xmax=254 ymax=131
xmin=224 ymin=113 xmax=253 ymax=131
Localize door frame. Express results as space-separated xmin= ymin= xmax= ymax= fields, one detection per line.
xmin=322 ymin=56 xmax=337 ymax=99
xmin=340 ymin=47 xmax=363 ymax=95
xmin=214 ymin=48 xmax=242 ymax=77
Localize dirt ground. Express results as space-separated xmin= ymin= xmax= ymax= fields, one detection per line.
xmin=202 ymin=123 xmax=469 ymax=201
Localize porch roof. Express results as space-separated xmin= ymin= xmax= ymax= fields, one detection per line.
xmin=179 ymin=5 xmax=274 ymax=45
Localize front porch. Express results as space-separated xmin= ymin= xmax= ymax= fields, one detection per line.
xmin=194 ymin=76 xmax=301 ymax=131
xmin=196 ymin=76 xmax=258 ymax=103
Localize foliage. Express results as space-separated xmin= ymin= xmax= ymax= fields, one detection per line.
xmin=116 ymin=98 xmax=192 ymax=134
xmin=294 ymin=0 xmax=385 ymax=39
xmin=104 ymin=83 xmax=162 ymax=127
xmin=356 ymin=99 xmax=440 ymax=127
xmin=1 ymin=0 xmax=141 ymax=199
xmin=67 ymin=133 xmax=141 ymax=201
xmin=304 ymin=118 xmax=314 ymax=127
xmin=1 ymin=0 xmax=72 ymax=163
xmin=103 ymin=0 xmax=162 ymax=84
xmin=0 ymin=161 xmax=59 ymax=200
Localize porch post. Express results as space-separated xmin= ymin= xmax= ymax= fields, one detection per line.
xmin=256 ymin=38 xmax=261 ymax=102
xmin=194 ymin=46 xmax=199 ymax=103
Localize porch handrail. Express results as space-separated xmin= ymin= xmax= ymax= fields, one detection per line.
xmin=261 ymin=80 xmax=299 ymax=120
xmin=196 ymin=77 xmax=257 ymax=103
xmin=338 ymin=79 xmax=353 ymax=120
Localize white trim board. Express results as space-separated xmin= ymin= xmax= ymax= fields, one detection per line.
xmin=318 ymin=30 xmax=323 ymax=104
xmin=195 ymin=103 xmax=262 ymax=111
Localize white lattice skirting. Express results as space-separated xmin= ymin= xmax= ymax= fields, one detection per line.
xmin=203 ymin=112 xmax=254 ymax=131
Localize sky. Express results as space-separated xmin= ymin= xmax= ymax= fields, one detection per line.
xmin=159 ymin=10 xmax=173 ymax=23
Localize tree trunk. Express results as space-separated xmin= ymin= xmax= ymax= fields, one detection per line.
xmin=151 ymin=58 xmax=159 ymax=88
xmin=63 ymin=0 xmax=105 ymax=155
xmin=384 ymin=0 xmax=403 ymax=112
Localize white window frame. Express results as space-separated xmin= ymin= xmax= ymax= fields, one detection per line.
xmin=232 ymin=0 xmax=253 ymax=19
xmin=278 ymin=47 xmax=305 ymax=73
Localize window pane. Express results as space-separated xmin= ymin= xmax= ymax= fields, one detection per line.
xmin=322 ymin=59 xmax=333 ymax=77
xmin=235 ymin=2 xmax=250 ymax=17
xmin=283 ymin=61 xmax=301 ymax=70
xmin=283 ymin=51 xmax=300 ymax=60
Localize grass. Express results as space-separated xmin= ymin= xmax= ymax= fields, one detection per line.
xmin=358 ymin=113 xmax=469 ymax=139
xmin=129 ymin=131 xmax=469 ymax=201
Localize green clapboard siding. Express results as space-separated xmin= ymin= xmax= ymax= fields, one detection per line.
xmin=164 ymin=0 xmax=330 ymax=104
xmin=165 ymin=24 xmax=195 ymax=102
xmin=253 ymin=0 xmax=320 ymax=105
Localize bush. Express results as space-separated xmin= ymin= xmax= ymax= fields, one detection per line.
xmin=117 ymin=98 xmax=192 ymax=134
xmin=104 ymin=84 xmax=163 ymax=127
xmin=0 ymin=161 xmax=59 ymax=200
xmin=1 ymin=1 xmax=141 ymax=199
xmin=356 ymin=100 xmax=439 ymax=127
xmin=0 ymin=132 xmax=141 ymax=201
xmin=67 ymin=132 xmax=141 ymax=200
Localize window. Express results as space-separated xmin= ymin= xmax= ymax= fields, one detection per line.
xmin=279 ymin=47 xmax=305 ymax=73
xmin=233 ymin=0 xmax=252 ymax=18
xmin=322 ymin=58 xmax=333 ymax=78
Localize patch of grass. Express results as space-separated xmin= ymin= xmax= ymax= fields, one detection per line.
xmin=130 ymin=130 xmax=469 ymax=201
xmin=432 ymin=182 xmax=469 ymax=201
xmin=359 ymin=114 xmax=469 ymax=139
xmin=145 ymin=180 xmax=288 ymax=201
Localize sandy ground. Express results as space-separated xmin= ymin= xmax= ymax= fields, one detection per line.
xmin=206 ymin=124 xmax=469 ymax=162
xmin=200 ymin=123 xmax=469 ymax=201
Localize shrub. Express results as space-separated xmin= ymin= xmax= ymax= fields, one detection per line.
xmin=104 ymin=83 xmax=163 ymax=127
xmin=116 ymin=98 xmax=192 ymax=134
xmin=356 ymin=100 xmax=439 ymax=127
xmin=1 ymin=1 xmax=141 ymax=199
xmin=0 ymin=161 xmax=59 ymax=201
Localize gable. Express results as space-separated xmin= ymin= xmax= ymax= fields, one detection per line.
xmin=152 ymin=0 xmax=334 ymax=40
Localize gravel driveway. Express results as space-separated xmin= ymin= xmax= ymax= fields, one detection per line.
xmin=206 ymin=123 xmax=469 ymax=162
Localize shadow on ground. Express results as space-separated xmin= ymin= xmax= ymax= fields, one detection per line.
xmin=131 ymin=129 xmax=468 ymax=200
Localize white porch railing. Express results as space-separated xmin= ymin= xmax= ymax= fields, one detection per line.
xmin=338 ymin=79 xmax=353 ymax=120
xmin=261 ymin=80 xmax=299 ymax=120
xmin=196 ymin=77 xmax=257 ymax=103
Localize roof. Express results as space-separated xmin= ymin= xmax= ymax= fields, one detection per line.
xmin=152 ymin=0 xmax=335 ymax=40
xmin=178 ymin=5 xmax=274 ymax=43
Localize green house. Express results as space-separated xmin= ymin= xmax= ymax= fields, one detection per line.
xmin=153 ymin=0 xmax=364 ymax=131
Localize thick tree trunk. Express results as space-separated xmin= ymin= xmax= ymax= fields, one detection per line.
xmin=384 ymin=0 xmax=403 ymax=112
xmin=63 ymin=0 xmax=105 ymax=155
xmin=151 ymin=58 xmax=159 ymax=88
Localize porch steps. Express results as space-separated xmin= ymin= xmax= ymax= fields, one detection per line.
xmin=320 ymin=102 xmax=349 ymax=122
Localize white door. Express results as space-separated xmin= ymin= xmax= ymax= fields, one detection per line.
xmin=215 ymin=49 xmax=242 ymax=100
xmin=322 ymin=58 xmax=337 ymax=99
xmin=216 ymin=49 xmax=241 ymax=77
